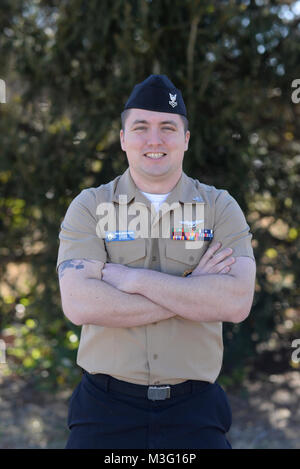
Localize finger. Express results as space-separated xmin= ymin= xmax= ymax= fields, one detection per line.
xmin=209 ymin=257 xmax=235 ymax=274
xmin=206 ymin=250 xmax=233 ymax=270
xmin=211 ymin=248 xmax=233 ymax=264
xmin=198 ymin=242 xmax=222 ymax=265
xmin=220 ymin=266 xmax=231 ymax=274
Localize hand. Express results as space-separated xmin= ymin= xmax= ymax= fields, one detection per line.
xmin=101 ymin=263 xmax=136 ymax=293
xmin=191 ymin=242 xmax=235 ymax=277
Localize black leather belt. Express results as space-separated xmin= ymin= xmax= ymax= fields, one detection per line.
xmin=84 ymin=372 xmax=210 ymax=401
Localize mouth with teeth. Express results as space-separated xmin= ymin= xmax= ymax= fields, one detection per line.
xmin=144 ymin=152 xmax=167 ymax=160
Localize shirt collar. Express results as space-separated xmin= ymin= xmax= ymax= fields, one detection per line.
xmin=112 ymin=167 xmax=204 ymax=205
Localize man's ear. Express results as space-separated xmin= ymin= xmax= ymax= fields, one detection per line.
xmin=120 ymin=129 xmax=125 ymax=151
xmin=184 ymin=130 xmax=190 ymax=151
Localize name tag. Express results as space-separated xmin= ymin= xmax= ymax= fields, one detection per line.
xmin=105 ymin=231 xmax=135 ymax=242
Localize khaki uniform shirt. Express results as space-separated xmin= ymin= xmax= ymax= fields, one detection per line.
xmin=56 ymin=168 xmax=255 ymax=385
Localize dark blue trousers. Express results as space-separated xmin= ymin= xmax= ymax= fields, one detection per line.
xmin=65 ymin=372 xmax=232 ymax=449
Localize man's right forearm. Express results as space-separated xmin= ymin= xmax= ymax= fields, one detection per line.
xmin=63 ymin=277 xmax=176 ymax=327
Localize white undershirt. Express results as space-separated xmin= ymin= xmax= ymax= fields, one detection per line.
xmin=140 ymin=191 xmax=171 ymax=212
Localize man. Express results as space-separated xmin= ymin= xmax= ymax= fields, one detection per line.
xmin=56 ymin=75 xmax=256 ymax=449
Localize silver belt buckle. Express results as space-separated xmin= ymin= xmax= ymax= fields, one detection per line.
xmin=147 ymin=385 xmax=171 ymax=401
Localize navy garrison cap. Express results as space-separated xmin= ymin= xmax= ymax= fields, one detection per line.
xmin=124 ymin=74 xmax=187 ymax=117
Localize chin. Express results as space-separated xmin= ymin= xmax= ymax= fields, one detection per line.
xmin=143 ymin=166 xmax=172 ymax=177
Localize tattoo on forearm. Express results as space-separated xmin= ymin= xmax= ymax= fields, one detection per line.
xmin=58 ymin=259 xmax=96 ymax=278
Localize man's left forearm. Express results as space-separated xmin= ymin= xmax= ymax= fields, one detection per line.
xmin=131 ymin=269 xmax=247 ymax=323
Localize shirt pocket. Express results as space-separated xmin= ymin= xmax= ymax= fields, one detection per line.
xmin=164 ymin=240 xmax=209 ymax=275
xmin=105 ymin=238 xmax=147 ymax=267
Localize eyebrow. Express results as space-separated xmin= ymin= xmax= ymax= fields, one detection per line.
xmin=131 ymin=119 xmax=178 ymax=128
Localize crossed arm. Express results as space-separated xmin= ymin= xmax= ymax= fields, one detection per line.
xmin=102 ymin=255 xmax=256 ymax=324
xmin=58 ymin=242 xmax=256 ymax=326
xmin=58 ymin=258 xmax=176 ymax=328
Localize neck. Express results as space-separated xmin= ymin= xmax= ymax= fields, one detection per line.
xmin=129 ymin=168 xmax=182 ymax=194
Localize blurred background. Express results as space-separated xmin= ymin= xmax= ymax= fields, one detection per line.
xmin=0 ymin=0 xmax=299 ymax=449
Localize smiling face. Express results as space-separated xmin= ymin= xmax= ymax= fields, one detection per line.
xmin=120 ymin=108 xmax=190 ymax=193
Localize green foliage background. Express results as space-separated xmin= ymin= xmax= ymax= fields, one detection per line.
xmin=0 ymin=0 xmax=299 ymax=390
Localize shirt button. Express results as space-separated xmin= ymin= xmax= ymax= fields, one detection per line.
xmin=189 ymin=255 xmax=194 ymax=262
xmin=153 ymin=322 xmax=157 ymax=326
xmin=152 ymin=256 xmax=157 ymax=261
xmin=118 ymin=256 xmax=124 ymax=263
xmin=153 ymin=354 xmax=158 ymax=359
xmin=154 ymin=380 xmax=160 ymax=385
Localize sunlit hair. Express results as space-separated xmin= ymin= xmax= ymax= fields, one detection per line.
xmin=121 ymin=109 xmax=189 ymax=134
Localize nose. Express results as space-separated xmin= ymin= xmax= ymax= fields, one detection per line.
xmin=146 ymin=127 xmax=163 ymax=146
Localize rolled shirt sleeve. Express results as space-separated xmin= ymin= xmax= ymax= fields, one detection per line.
xmin=212 ymin=189 xmax=255 ymax=260
xmin=56 ymin=188 xmax=107 ymax=272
